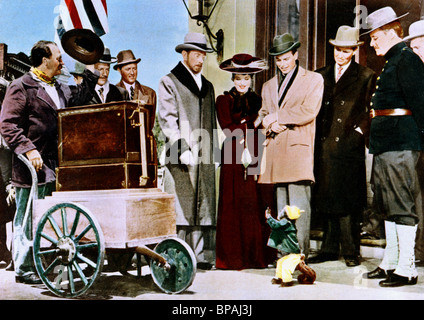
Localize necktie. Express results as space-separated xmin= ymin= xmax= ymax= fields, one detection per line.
xmin=336 ymin=66 xmax=343 ymax=82
xmin=98 ymin=87 xmax=104 ymax=102
xmin=130 ymin=86 xmax=135 ymax=100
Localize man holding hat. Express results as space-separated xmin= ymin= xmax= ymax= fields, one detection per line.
xmin=89 ymin=47 xmax=129 ymax=105
xmin=258 ymin=33 xmax=324 ymax=260
xmin=157 ymin=32 xmax=217 ymax=269
xmin=310 ymin=26 xmax=376 ymax=267
xmin=362 ymin=7 xmax=424 ymax=287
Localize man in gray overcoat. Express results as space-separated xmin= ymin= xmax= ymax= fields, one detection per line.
xmin=157 ymin=33 xmax=217 ymax=269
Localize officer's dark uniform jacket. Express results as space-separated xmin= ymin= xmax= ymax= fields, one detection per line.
xmin=369 ymin=42 xmax=424 ymax=155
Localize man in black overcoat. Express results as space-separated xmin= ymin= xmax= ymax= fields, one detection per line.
xmin=311 ymin=26 xmax=376 ymax=267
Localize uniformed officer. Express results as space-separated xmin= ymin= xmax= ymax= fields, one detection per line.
xmin=362 ymin=7 xmax=424 ymax=287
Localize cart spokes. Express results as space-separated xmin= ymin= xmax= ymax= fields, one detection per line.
xmin=33 ymin=202 xmax=105 ymax=298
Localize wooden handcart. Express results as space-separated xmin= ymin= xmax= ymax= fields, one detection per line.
xmin=21 ymin=102 xmax=196 ymax=298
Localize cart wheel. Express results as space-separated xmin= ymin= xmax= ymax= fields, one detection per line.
xmin=150 ymin=238 xmax=196 ymax=294
xmin=33 ymin=202 xmax=105 ymax=298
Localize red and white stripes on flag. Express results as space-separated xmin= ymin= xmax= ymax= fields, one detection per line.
xmin=57 ymin=0 xmax=109 ymax=38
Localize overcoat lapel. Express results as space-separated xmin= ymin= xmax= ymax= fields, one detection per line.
xmin=334 ymin=62 xmax=359 ymax=96
xmin=171 ymin=62 xmax=208 ymax=99
xmin=280 ymin=67 xmax=306 ymax=109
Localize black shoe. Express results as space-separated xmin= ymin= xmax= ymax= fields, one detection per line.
xmin=379 ymin=273 xmax=418 ymax=287
xmin=15 ymin=274 xmax=42 ymax=284
xmin=363 ymin=267 xmax=394 ymax=279
xmin=344 ymin=256 xmax=360 ymax=267
xmin=308 ymin=253 xmax=338 ymax=264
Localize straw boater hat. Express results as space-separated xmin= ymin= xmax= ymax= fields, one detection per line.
xmin=113 ymin=50 xmax=141 ymax=70
xmin=98 ymin=47 xmax=117 ymax=64
xmin=219 ymin=53 xmax=268 ymax=74
xmin=329 ymin=25 xmax=364 ymax=47
xmin=175 ymin=32 xmax=213 ymax=53
xmin=404 ymin=20 xmax=424 ymax=41
xmin=362 ymin=6 xmax=409 ymax=35
xmin=268 ymin=33 xmax=301 ymax=56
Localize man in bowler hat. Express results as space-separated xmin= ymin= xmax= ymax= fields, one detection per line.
xmin=89 ymin=47 xmax=129 ymax=104
xmin=362 ymin=7 xmax=424 ymax=287
xmin=258 ymin=33 xmax=324 ymax=259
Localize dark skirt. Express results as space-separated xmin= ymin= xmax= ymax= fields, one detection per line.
xmin=215 ymin=136 xmax=271 ymax=270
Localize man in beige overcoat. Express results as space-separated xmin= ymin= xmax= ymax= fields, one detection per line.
xmin=258 ymin=33 xmax=324 ymax=259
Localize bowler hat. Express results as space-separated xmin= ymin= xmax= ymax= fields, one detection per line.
xmin=403 ymin=20 xmax=424 ymax=41
xmin=113 ymin=50 xmax=141 ymax=70
xmin=362 ymin=6 xmax=408 ymax=35
xmin=70 ymin=61 xmax=86 ymax=76
xmin=219 ymin=53 xmax=268 ymax=74
xmin=175 ymin=32 xmax=214 ymax=53
xmin=329 ymin=26 xmax=364 ymax=47
xmin=98 ymin=47 xmax=117 ymax=64
xmin=268 ymin=33 xmax=301 ymax=56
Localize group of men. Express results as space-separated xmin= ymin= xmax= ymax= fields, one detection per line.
xmin=1 ymin=5 xmax=424 ymax=290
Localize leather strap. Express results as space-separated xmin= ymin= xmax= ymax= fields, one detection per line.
xmin=370 ymin=108 xmax=412 ymax=119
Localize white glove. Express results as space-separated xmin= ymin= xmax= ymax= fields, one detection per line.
xmin=5 ymin=184 xmax=15 ymax=206
xmin=180 ymin=150 xmax=195 ymax=166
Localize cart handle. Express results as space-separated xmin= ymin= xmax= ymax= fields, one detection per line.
xmin=17 ymin=153 xmax=39 ymax=236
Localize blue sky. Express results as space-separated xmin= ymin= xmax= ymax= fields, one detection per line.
xmin=0 ymin=0 xmax=188 ymax=92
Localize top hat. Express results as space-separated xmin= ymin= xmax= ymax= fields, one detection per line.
xmin=175 ymin=32 xmax=214 ymax=53
xmin=98 ymin=47 xmax=117 ymax=64
xmin=362 ymin=6 xmax=409 ymax=35
xmin=329 ymin=26 xmax=364 ymax=47
xmin=219 ymin=53 xmax=268 ymax=74
xmin=113 ymin=50 xmax=141 ymax=70
xmin=268 ymin=33 xmax=301 ymax=56
xmin=403 ymin=20 xmax=424 ymax=41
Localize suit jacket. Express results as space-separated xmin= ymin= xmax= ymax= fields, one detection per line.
xmin=89 ymin=83 xmax=129 ymax=105
xmin=313 ymin=61 xmax=376 ymax=214
xmin=116 ymin=80 xmax=156 ymax=131
xmin=0 ymin=69 xmax=98 ymax=187
xmin=258 ymin=65 xmax=324 ymax=184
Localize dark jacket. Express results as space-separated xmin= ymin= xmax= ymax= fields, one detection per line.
xmin=0 ymin=69 xmax=98 ymax=187
xmin=369 ymin=42 xmax=424 ymax=155
xmin=88 ymin=83 xmax=129 ymax=105
xmin=314 ymin=61 xmax=376 ymax=215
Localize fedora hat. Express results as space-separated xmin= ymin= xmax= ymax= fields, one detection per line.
xmin=404 ymin=20 xmax=424 ymax=41
xmin=98 ymin=47 xmax=117 ymax=64
xmin=269 ymin=33 xmax=301 ymax=56
xmin=113 ymin=49 xmax=141 ymax=70
xmin=61 ymin=28 xmax=104 ymax=65
xmin=219 ymin=53 xmax=268 ymax=74
xmin=362 ymin=6 xmax=409 ymax=35
xmin=175 ymin=32 xmax=213 ymax=53
xmin=329 ymin=25 xmax=364 ymax=47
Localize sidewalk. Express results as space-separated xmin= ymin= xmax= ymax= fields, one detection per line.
xmin=1 ymin=254 xmax=424 ymax=300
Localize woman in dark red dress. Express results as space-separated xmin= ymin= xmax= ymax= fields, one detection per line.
xmin=215 ymin=54 xmax=270 ymax=270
